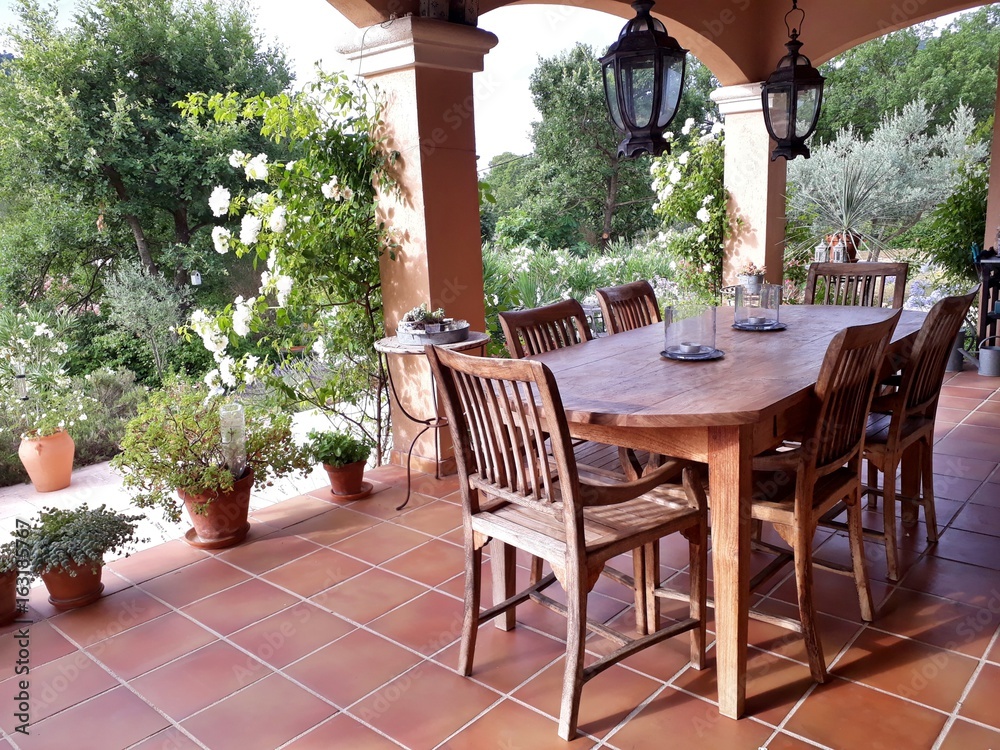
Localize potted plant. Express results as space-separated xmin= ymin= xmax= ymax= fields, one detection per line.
xmin=307 ymin=429 xmax=373 ymax=501
xmin=397 ymin=303 xmax=470 ymax=344
xmin=0 ymin=308 xmax=96 ymax=492
xmin=24 ymin=505 xmax=143 ymax=610
xmin=736 ymin=261 xmax=766 ymax=294
xmin=0 ymin=541 xmax=24 ymax=624
xmin=112 ymin=378 xmax=311 ymax=549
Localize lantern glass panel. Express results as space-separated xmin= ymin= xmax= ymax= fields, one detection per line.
xmin=766 ymin=85 xmax=791 ymax=140
xmin=622 ymin=54 xmax=655 ymax=128
xmin=656 ymin=58 xmax=684 ymax=127
xmin=602 ymin=62 xmax=625 ymax=131
xmin=794 ymin=83 xmax=821 ymax=138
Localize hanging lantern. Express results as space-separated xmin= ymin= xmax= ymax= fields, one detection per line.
xmin=600 ymin=0 xmax=687 ymax=158
xmin=761 ymin=0 xmax=825 ymax=161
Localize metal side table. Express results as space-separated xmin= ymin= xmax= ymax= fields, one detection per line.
xmin=374 ymin=331 xmax=490 ymax=509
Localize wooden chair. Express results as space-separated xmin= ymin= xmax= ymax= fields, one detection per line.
xmin=426 ymin=344 xmax=707 ymax=740
xmin=748 ymin=310 xmax=901 ymax=682
xmin=596 ymin=280 xmax=661 ymax=335
xmin=805 ymin=262 xmax=909 ymax=308
xmin=498 ymin=299 xmax=593 ymax=359
xmin=829 ymin=290 xmax=977 ymax=581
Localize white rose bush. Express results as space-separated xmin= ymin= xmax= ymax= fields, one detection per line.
xmin=179 ymin=70 xmax=399 ymax=461
xmin=649 ymin=123 xmax=732 ymax=300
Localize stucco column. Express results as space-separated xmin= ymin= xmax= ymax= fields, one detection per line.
xmin=983 ymin=52 xmax=1000 ymax=251
xmin=340 ymin=18 xmax=496 ymax=476
xmin=711 ymin=83 xmax=787 ymax=286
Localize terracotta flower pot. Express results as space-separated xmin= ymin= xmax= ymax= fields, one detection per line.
xmin=178 ymin=469 xmax=254 ymax=550
xmin=0 ymin=571 xmax=18 ymax=625
xmin=40 ymin=560 xmax=105 ymax=610
xmin=324 ymin=461 xmax=372 ymax=501
xmin=18 ymin=430 xmax=74 ymax=493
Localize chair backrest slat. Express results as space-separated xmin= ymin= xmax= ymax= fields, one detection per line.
xmin=596 ymin=280 xmax=662 ymax=335
xmin=808 ymin=311 xmax=901 ymax=472
xmin=499 ymin=299 xmax=593 ymax=359
xmin=804 ymin=262 xmax=909 ymax=309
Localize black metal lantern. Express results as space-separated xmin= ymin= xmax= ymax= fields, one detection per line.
xmin=600 ymin=0 xmax=687 ymax=158
xmin=761 ymin=0 xmax=825 ymax=161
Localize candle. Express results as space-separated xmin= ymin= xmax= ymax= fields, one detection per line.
xmin=678 ymin=342 xmax=703 ymax=353
xmin=747 ymin=317 xmax=769 ymax=326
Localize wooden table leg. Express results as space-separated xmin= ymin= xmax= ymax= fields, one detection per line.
xmin=708 ymin=424 xmax=752 ymax=719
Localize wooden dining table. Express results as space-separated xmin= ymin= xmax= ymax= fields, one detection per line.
xmin=526 ymin=304 xmax=926 ymax=719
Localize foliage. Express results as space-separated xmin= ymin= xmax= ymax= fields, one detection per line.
xmin=23 ymin=504 xmax=143 ymax=575
xmin=0 ymin=306 xmax=98 ymax=438
xmin=649 ymin=122 xmax=729 ymax=299
xmin=68 ymin=368 xmax=147 ymax=467
xmin=0 ymin=0 xmax=292 ymax=288
xmin=915 ymin=158 xmax=989 ymax=284
xmin=816 ymin=8 xmax=1000 ymax=142
xmin=0 ymin=540 xmax=20 ymax=575
xmin=178 ymin=70 xmax=397 ymax=462
xmin=112 ymin=377 xmax=310 ymax=522
xmin=787 ymin=100 xmax=985 ymax=262
xmin=102 ymin=262 xmax=191 ymax=381
xmin=306 ymin=429 xmax=372 ymax=468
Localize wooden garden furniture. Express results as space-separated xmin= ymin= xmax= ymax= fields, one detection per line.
xmin=805 ymin=262 xmax=909 ymax=308
xmin=425 ymin=345 xmax=708 ymax=740
xmin=596 ymin=280 xmax=662 ymax=335
xmin=827 ymin=289 xmax=978 ymax=581
xmin=498 ymin=298 xmax=593 ymax=358
xmin=521 ymin=305 xmax=926 ymax=719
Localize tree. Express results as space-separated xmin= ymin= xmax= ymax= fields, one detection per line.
xmin=0 ymin=0 xmax=291 ymax=286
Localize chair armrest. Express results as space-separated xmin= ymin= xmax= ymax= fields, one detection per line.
xmin=752 ymin=446 xmax=804 ymax=473
xmin=576 ymin=458 xmax=688 ymax=507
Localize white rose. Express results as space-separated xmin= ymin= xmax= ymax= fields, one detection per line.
xmin=669 ymin=169 xmax=681 ymax=184
xmin=245 ymin=153 xmax=269 ymax=181
xmin=312 ymin=337 xmax=327 ymax=359
xmin=696 ymin=207 xmax=711 ymax=223
xmin=218 ymin=356 xmax=237 ymax=387
xmin=212 ymin=226 xmax=231 ymax=254
xmin=209 ymin=186 xmax=231 ymax=217
xmin=678 ymin=151 xmax=690 ymax=165
xmin=240 ymin=214 xmax=262 ymax=245
xmin=204 ymin=369 xmax=220 ymax=388
xmin=232 ymin=296 xmax=253 ymax=338
xmin=268 ymin=206 xmax=287 ymax=233
xmin=681 ymin=117 xmax=695 ymax=135
xmin=697 ymin=233 xmax=707 ymax=243
xmin=249 ymin=192 xmax=269 ymax=208
xmin=228 ymin=150 xmax=247 ymax=168
xmin=321 ymin=176 xmax=341 ymax=200
xmin=702 ymin=195 xmax=713 ymax=205
xmin=275 ymin=275 xmax=293 ymax=307
xmin=711 ymin=121 xmax=724 ymax=135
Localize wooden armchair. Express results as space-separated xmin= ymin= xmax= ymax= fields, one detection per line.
xmin=805 ymin=262 xmax=909 ymax=308
xmin=596 ymin=280 xmax=662 ymax=335
xmin=426 ymin=345 xmax=707 ymax=740
xmin=498 ymin=299 xmax=593 ymax=359
xmin=748 ymin=310 xmax=900 ymax=682
xmin=827 ymin=290 xmax=977 ymax=580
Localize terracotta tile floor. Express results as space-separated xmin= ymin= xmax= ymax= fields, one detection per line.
xmin=1 ymin=370 xmax=999 ymax=749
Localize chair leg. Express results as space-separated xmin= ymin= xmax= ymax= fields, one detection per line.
xmin=557 ymin=568 xmax=589 ymax=741
xmin=790 ymin=522 xmax=827 ymax=683
xmin=846 ymin=489 xmax=874 ymax=622
xmin=920 ymin=437 xmax=939 ymax=543
xmin=529 ymin=556 xmax=544 ymax=586
xmin=490 ymin=539 xmax=517 ymax=631
xmin=632 ymin=547 xmax=648 ymax=634
xmin=459 ymin=545 xmax=483 ymax=676
xmin=881 ymin=459 xmax=900 ymax=582
xmin=644 ymin=542 xmax=660 ymax=635
xmin=684 ymin=522 xmax=707 ymax=670
xmin=866 ymin=460 xmax=879 ymax=509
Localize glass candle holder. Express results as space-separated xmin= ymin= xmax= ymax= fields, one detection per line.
xmin=814 ymin=239 xmax=829 ymax=263
xmin=735 ymin=284 xmax=781 ymax=328
xmin=664 ymin=303 xmax=717 ymax=357
xmin=220 ymin=402 xmax=247 ymax=480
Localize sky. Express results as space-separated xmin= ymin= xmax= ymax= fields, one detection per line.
xmin=0 ymin=0 xmax=624 ymax=166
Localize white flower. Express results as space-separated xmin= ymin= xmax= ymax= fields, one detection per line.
xmin=33 ymin=323 xmax=52 ymax=338
xmin=702 ymin=263 xmax=711 ymax=272
xmin=696 ymin=207 xmax=711 ymax=223
xmin=697 ymin=233 xmax=707 ymax=243
xmin=312 ymin=337 xmax=327 ymax=359
xmin=275 ymin=275 xmax=293 ymax=307
xmin=249 ymin=192 xmax=269 ymax=208
xmin=669 ymin=260 xmax=677 ymax=270
xmin=245 ymin=354 xmax=260 ymax=370
xmin=212 ymin=226 xmax=231 ymax=255
xmin=681 ymin=117 xmax=695 ymax=135
xmin=240 ymin=214 xmax=262 ymax=245
xmin=232 ymin=296 xmax=253 ymax=338
xmin=266 ymin=249 xmax=278 ymax=271
xmin=79 ymin=413 xmax=88 ymax=421
xmin=268 ymin=206 xmax=287 ymax=233
xmin=702 ymin=195 xmax=713 ymax=205
xmin=228 ymin=150 xmax=247 ymax=168
xmin=669 ymin=169 xmax=681 ymax=184
xmin=245 ymin=153 xmax=269 ymax=181
xmin=209 ymin=186 xmax=231 ymax=217
xmin=285 ymin=160 xmax=296 ymax=171
xmin=204 ymin=369 xmax=220 ymax=388
xmin=711 ymin=120 xmax=724 ymax=135
xmin=662 ymin=184 xmax=674 ymax=197
xmin=321 ymin=176 xmax=341 ymax=200
xmin=218 ymin=356 xmax=236 ymax=387
xmin=678 ymin=151 xmax=690 ymax=165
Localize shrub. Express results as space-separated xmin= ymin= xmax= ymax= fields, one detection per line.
xmin=306 ymin=430 xmax=372 ymax=468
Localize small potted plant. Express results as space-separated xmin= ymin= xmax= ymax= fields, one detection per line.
xmin=307 ymin=429 xmax=373 ymax=501
xmin=112 ymin=378 xmax=311 ymax=549
xmin=24 ymin=504 xmax=143 ymax=610
xmin=0 ymin=541 xmax=24 ymax=624
xmin=396 ymin=303 xmax=470 ymax=344
xmin=736 ymin=261 xmax=766 ymax=294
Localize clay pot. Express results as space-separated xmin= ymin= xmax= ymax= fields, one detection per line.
xmin=0 ymin=571 xmax=19 ymax=625
xmin=18 ymin=430 xmax=74 ymax=492
xmin=324 ymin=461 xmax=372 ymax=501
xmin=40 ymin=560 xmax=105 ymax=610
xmin=178 ymin=469 xmax=254 ymax=550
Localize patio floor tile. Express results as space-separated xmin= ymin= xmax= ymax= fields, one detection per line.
xmin=261 ymin=547 xmax=370 ymax=596
xmin=84 ymin=611 xmax=216 ymax=680
xmin=228 ymin=602 xmax=354 ymax=669
xmin=899 ymin=555 xmax=1000 ymax=608
xmin=215 ymin=530 xmax=323 ymax=574
xmin=138 ymin=557 xmax=250 ymax=607
xmin=106 ymin=539 xmax=207 ymax=584
xmin=329 ymin=521 xmax=432 ymax=565
xmin=958 ymin=662 xmax=1000 ymax=730
xmin=938 ymin=718 xmax=1000 ymax=750
xmin=872 ymin=588 xmax=996 ymax=658
xmin=180 ymin=578 xmax=299 ymax=635
xmin=380 ymin=538 xmax=468 ymax=587
xmin=180 ymin=673 xmax=336 ymax=750
xmin=443 ymin=698 xmax=597 ymax=749
xmin=394 ymin=499 xmax=463 ymax=536
xmin=310 ymin=567 xmax=427 ymax=624
xmin=283 ymin=713 xmax=400 ymax=749
xmin=49 ymin=587 xmax=171 ymax=647
xmin=0 ymin=621 xmax=77 ymax=681
xmin=368 ymin=590 xmax=465 ymax=655
xmin=282 ymin=507 xmax=381 ymax=546
xmin=436 ymin=623 xmax=566 ymax=693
